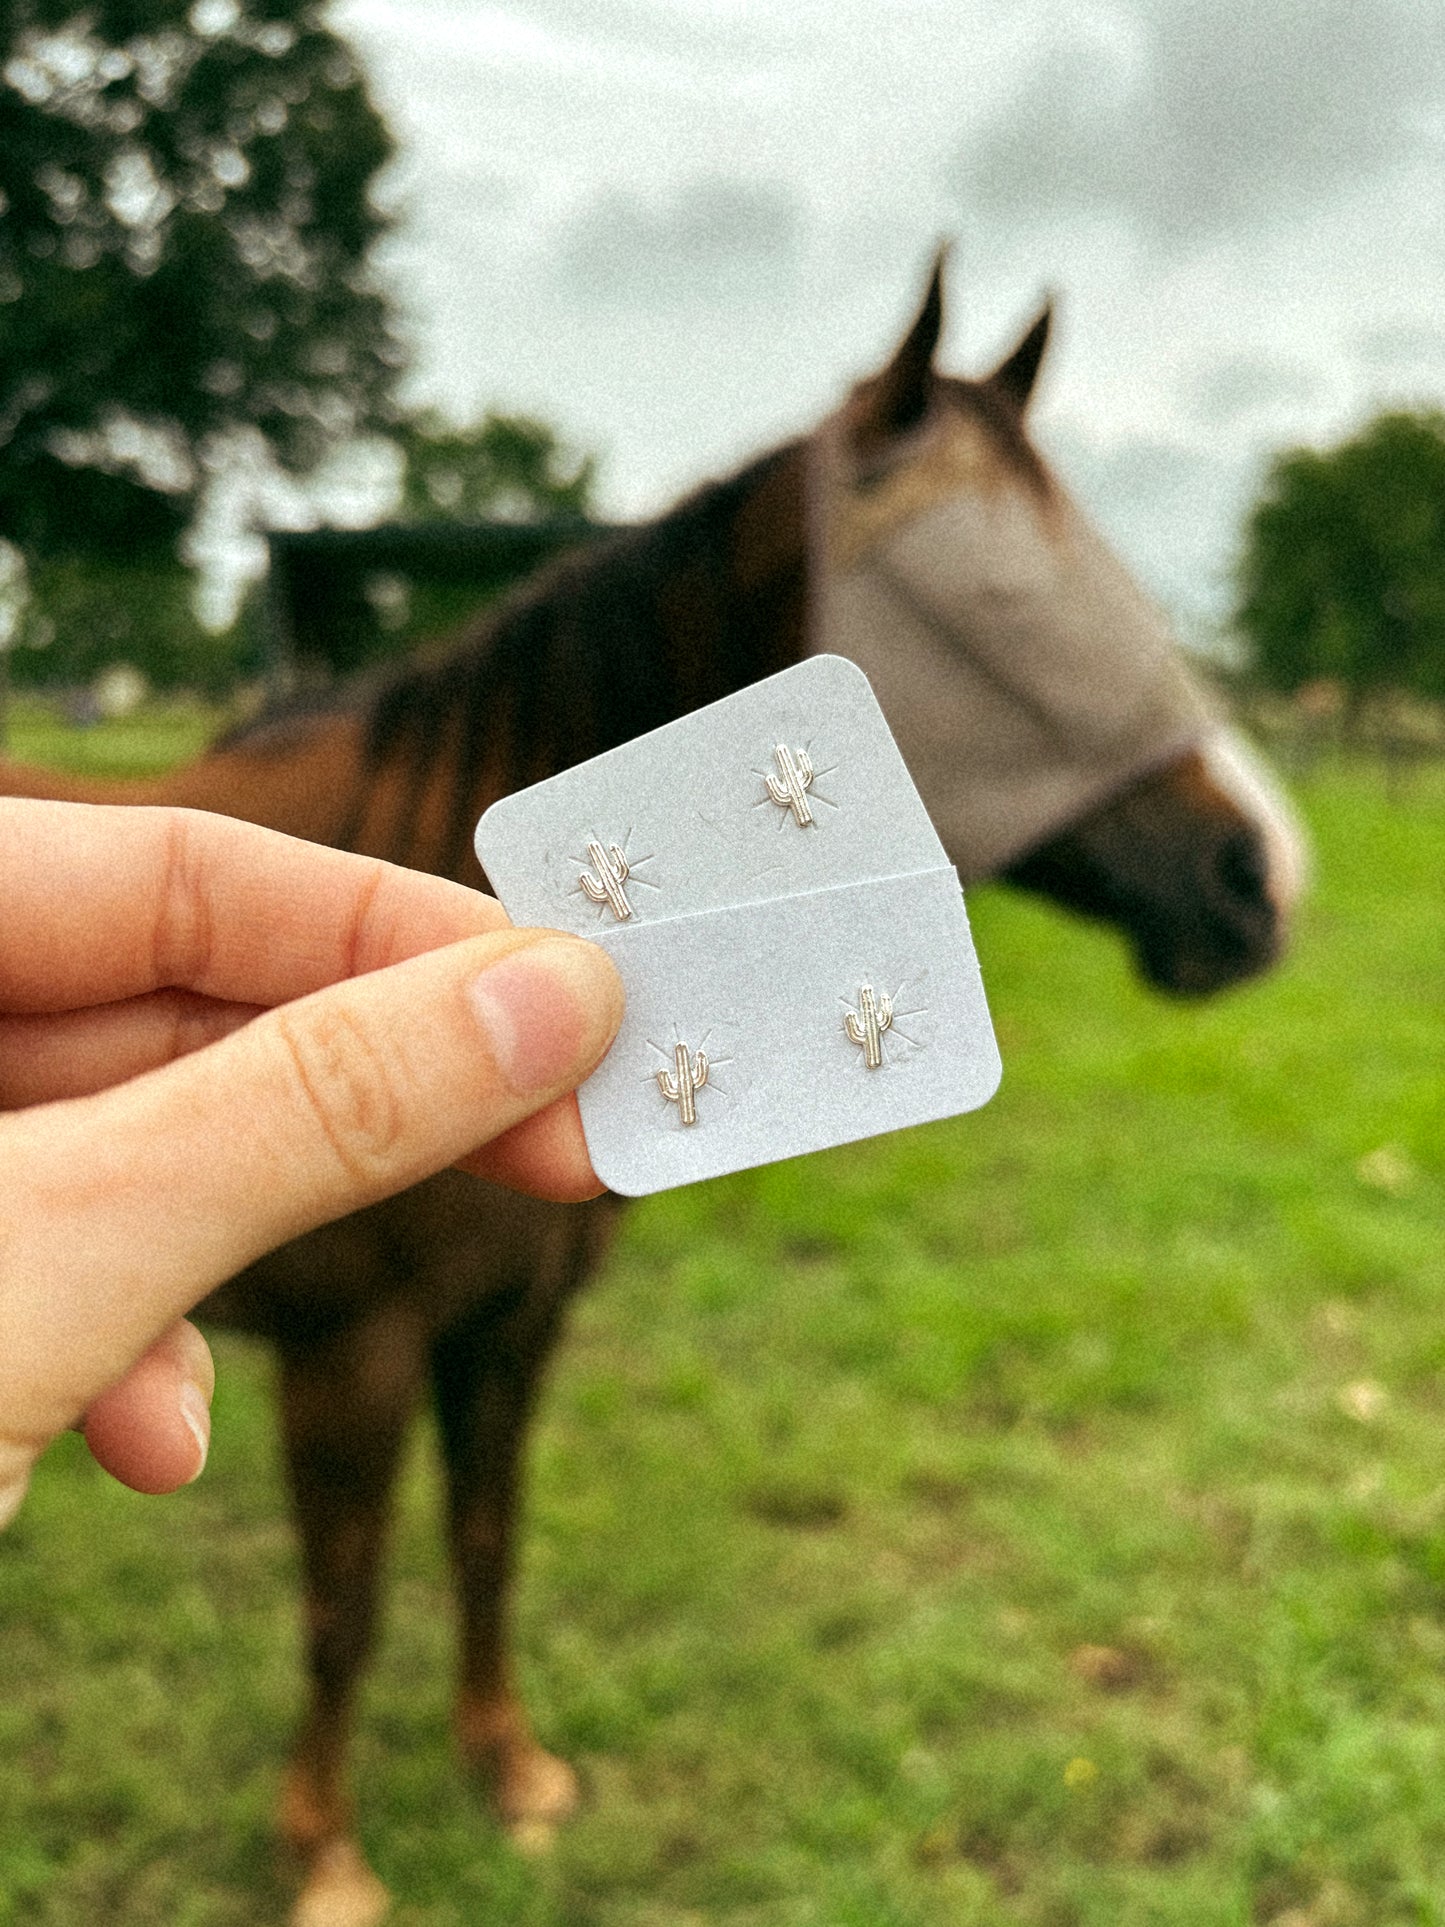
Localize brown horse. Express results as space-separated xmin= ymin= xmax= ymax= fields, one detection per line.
xmin=3 ymin=261 xmax=1304 ymax=1926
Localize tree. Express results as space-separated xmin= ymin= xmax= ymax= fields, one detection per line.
xmin=1236 ymin=411 xmax=1445 ymax=709
xmin=0 ymin=0 xmax=403 ymax=563
xmin=256 ymin=413 xmax=602 ymax=681
xmin=396 ymin=409 xmax=596 ymax=525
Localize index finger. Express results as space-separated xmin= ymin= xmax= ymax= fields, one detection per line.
xmin=0 ymin=801 xmax=509 ymax=1013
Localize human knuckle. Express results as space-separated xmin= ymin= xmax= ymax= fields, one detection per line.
xmin=273 ymin=1003 xmax=411 ymax=1185
xmin=153 ymin=812 xmax=215 ymax=986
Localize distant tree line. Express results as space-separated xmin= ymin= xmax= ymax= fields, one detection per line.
xmin=0 ymin=0 xmax=593 ymax=696
xmin=5 ymin=2 xmax=1440 ymax=717
xmin=1234 ymin=411 xmax=1445 ymax=717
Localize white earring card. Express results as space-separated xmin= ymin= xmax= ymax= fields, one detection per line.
xmin=475 ymin=655 xmax=1002 ymax=1196
xmin=475 ymin=656 xmax=943 ymax=932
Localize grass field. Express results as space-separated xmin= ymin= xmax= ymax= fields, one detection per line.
xmin=0 ymin=735 xmax=1441 ymax=1926
xmin=4 ymin=695 xmax=229 ymax=778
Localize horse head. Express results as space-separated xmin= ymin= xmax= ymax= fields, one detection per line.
xmin=812 ymin=255 xmax=1306 ymax=995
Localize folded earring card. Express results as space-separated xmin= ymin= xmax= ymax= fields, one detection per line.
xmin=475 ymin=655 xmax=944 ymax=931
xmin=475 ymin=655 xmax=1002 ymax=1195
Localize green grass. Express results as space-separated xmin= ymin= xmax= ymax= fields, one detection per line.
xmin=1 ymin=753 xmax=1441 ymax=1926
xmin=3 ymin=695 xmax=229 ymax=779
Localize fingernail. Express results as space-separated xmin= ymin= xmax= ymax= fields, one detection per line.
xmin=468 ymin=939 xmax=624 ymax=1097
xmin=178 ymin=1381 xmax=211 ymax=1484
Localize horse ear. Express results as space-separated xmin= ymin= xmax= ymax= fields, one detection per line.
xmin=987 ymin=301 xmax=1053 ymax=411
xmin=866 ymin=247 xmax=948 ymax=437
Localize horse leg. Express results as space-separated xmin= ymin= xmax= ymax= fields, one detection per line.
xmin=431 ymin=1285 xmax=577 ymax=1845
xmin=431 ymin=1214 xmax=612 ymax=1846
xmin=275 ymin=1307 xmax=427 ymax=1927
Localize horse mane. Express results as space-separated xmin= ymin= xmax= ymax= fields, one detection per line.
xmin=222 ymin=440 xmax=807 ymax=875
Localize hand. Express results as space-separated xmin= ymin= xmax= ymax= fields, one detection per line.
xmin=0 ymin=800 xmax=624 ymax=1526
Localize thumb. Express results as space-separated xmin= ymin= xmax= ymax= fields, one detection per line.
xmin=0 ymin=930 xmax=622 ymax=1466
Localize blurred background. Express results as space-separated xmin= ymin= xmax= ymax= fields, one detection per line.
xmin=0 ymin=5 xmax=1442 ymax=1924
xmin=2 ymin=0 xmax=1444 ymax=718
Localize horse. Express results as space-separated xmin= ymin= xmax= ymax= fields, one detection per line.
xmin=2 ymin=258 xmax=1305 ymax=1927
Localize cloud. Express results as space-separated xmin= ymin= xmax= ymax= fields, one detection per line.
xmin=1044 ymin=425 xmax=1249 ymax=616
xmin=1356 ymin=323 xmax=1445 ymax=372
xmin=503 ymin=0 xmax=789 ymax=63
xmin=341 ymin=0 xmax=788 ymax=78
xmin=954 ymin=0 xmax=1445 ymax=249
xmin=1190 ymin=355 xmax=1320 ymax=425
xmin=556 ymin=178 xmax=805 ymax=303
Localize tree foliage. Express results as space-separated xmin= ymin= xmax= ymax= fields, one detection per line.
xmin=20 ymin=547 xmax=247 ymax=689
xmin=1236 ymin=411 xmax=1445 ymax=705
xmin=0 ymin=0 xmax=403 ymax=560
xmin=262 ymin=417 xmax=601 ymax=682
xmin=0 ymin=5 xmax=599 ymax=697
xmin=396 ymin=409 xmax=596 ymax=525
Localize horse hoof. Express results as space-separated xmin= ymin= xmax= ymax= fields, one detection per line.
xmin=290 ymin=1838 xmax=391 ymax=1927
xmin=507 ymin=1818 xmax=558 ymax=1856
xmin=497 ymin=1745 xmax=580 ymax=1831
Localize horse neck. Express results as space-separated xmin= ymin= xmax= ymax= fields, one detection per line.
xmin=0 ymin=443 xmax=812 ymax=875
xmin=0 ymin=684 xmax=374 ymax=846
xmin=0 ymin=732 xmax=352 ymax=833
xmin=354 ymin=439 xmax=812 ymax=882
xmin=0 ymin=758 xmax=169 ymax=806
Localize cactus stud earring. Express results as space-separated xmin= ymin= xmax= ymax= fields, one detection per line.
xmin=579 ymin=838 xmax=633 ymax=920
xmin=657 ymin=1042 xmax=709 ymax=1125
xmin=764 ymin=743 xmax=815 ymax=827
xmin=844 ymin=986 xmax=893 ymax=1069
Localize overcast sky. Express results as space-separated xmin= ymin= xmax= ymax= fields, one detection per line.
xmin=331 ymin=0 xmax=1445 ymax=626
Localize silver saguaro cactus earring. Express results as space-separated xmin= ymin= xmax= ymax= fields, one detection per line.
xmin=579 ymin=838 xmax=633 ymax=920
xmin=764 ymin=744 xmax=815 ymax=826
xmin=657 ymin=1043 xmax=709 ymax=1125
xmin=844 ymin=986 xmax=893 ymax=1068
